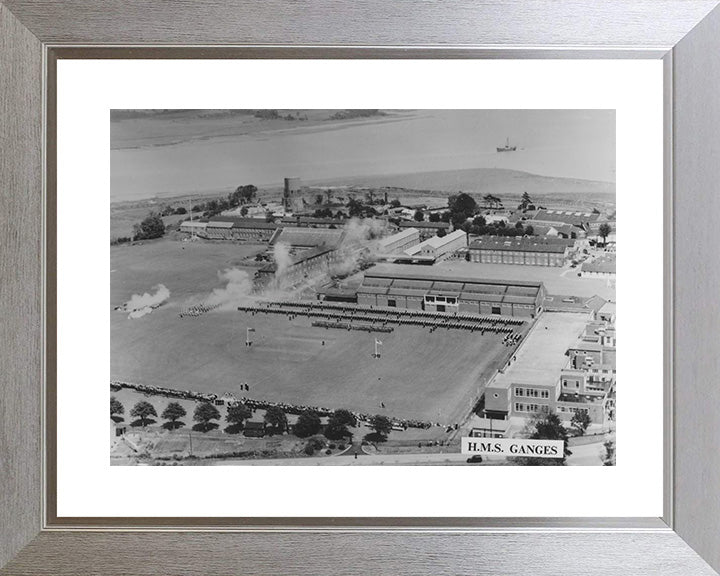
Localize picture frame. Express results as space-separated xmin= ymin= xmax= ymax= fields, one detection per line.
xmin=1 ymin=1 xmax=719 ymax=574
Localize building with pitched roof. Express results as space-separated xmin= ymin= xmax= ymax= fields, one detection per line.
xmin=467 ymin=236 xmax=574 ymax=266
xmin=404 ymin=229 xmax=467 ymax=261
xmin=377 ymin=228 xmax=420 ymax=254
xmin=398 ymin=220 xmax=451 ymax=240
xmin=198 ymin=216 xmax=280 ymax=241
xmin=271 ymin=226 xmax=345 ymax=249
xmin=581 ymin=254 xmax=616 ymax=277
xmin=357 ymin=267 xmax=545 ymax=318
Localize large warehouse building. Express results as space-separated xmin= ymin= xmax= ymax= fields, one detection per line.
xmin=467 ymin=236 xmax=574 ymax=267
xmin=357 ymin=268 xmax=545 ymax=318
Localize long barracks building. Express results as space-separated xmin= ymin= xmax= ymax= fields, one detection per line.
xmin=357 ymin=268 xmax=545 ymax=318
xmin=467 ymin=236 xmax=574 ymax=267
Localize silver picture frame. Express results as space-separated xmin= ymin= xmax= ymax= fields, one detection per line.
xmin=1 ymin=1 xmax=720 ymax=574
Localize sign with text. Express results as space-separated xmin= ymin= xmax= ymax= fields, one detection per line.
xmin=461 ymin=437 xmax=564 ymax=459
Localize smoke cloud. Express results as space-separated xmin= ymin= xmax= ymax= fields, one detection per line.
xmin=206 ymin=268 xmax=255 ymax=308
xmin=272 ymin=242 xmax=293 ymax=278
xmin=125 ymin=284 xmax=170 ymax=318
xmin=329 ymin=217 xmax=389 ymax=276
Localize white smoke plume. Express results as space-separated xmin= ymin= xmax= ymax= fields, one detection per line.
xmin=206 ymin=268 xmax=255 ymax=308
xmin=329 ymin=217 xmax=389 ymax=276
xmin=125 ymin=284 xmax=170 ymax=314
xmin=272 ymin=242 xmax=293 ymax=277
xmin=342 ymin=217 xmax=387 ymax=247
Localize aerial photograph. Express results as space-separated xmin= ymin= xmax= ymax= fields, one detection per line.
xmin=110 ymin=109 xmax=616 ymax=466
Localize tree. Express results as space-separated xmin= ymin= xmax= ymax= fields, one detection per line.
xmin=519 ymin=191 xmax=533 ymax=210
xmin=174 ymin=206 xmax=187 ymax=215
xmin=226 ymin=403 xmax=253 ymax=429
xmin=315 ymin=194 xmax=324 ymax=205
xmin=482 ymin=194 xmax=502 ymax=209
xmin=324 ymin=409 xmax=357 ymax=440
xmin=110 ymin=396 xmax=124 ymax=418
xmin=264 ymin=406 xmax=288 ymax=433
xmin=130 ymin=401 xmax=157 ymax=427
xmin=324 ymin=420 xmax=351 ymax=440
xmin=193 ymin=402 xmax=220 ymax=432
xmin=525 ymin=225 xmax=534 ymax=236
xmin=570 ymin=410 xmax=591 ymax=436
xmin=369 ymin=414 xmax=393 ymax=438
xmin=448 ymin=192 xmax=478 ymax=221
xmin=294 ymin=410 xmax=321 ymax=438
xmin=437 ymin=227 xmax=447 ymax=238
xmin=428 ymin=212 xmax=440 ymax=223
xmin=598 ymin=223 xmax=612 ymax=245
xmin=132 ymin=212 xmax=165 ymax=241
xmin=511 ymin=411 xmax=569 ymax=466
xmin=230 ymin=184 xmax=258 ymax=206
xmin=413 ymin=209 xmax=425 ymax=222
xmin=332 ymin=409 xmax=357 ymax=428
xmin=389 ymin=198 xmax=401 ymax=208
xmin=161 ymin=402 xmax=187 ymax=429
xmin=240 ymin=206 xmax=248 ymax=216
xmin=603 ymin=439 xmax=616 ymax=466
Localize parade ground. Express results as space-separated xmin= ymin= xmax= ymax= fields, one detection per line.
xmin=111 ymin=241 xmax=527 ymax=424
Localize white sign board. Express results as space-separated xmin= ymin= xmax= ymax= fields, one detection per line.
xmin=461 ymin=437 xmax=564 ymax=459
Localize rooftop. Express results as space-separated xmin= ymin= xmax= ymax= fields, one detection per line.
xmin=582 ymin=255 xmax=616 ymax=274
xmin=469 ymin=236 xmax=573 ymax=254
xmin=419 ymin=229 xmax=467 ymax=250
xmin=272 ymin=226 xmax=345 ymax=248
xmin=208 ymin=216 xmax=279 ymax=230
xmin=378 ymin=228 xmax=419 ymax=248
xmin=399 ymin=221 xmax=451 ymax=229
xmin=366 ymin=265 xmax=544 ymax=288
xmin=514 ymin=208 xmax=601 ymax=227
xmin=489 ymin=313 xmax=588 ymax=390
xmin=280 ymin=216 xmax=347 ymax=226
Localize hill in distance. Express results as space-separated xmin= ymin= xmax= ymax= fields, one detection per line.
xmin=310 ymin=167 xmax=614 ymax=203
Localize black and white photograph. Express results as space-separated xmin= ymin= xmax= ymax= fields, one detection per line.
xmin=109 ymin=109 xmax=616 ymax=466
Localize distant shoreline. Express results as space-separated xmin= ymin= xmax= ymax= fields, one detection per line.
xmin=111 ymin=166 xmax=615 ymax=208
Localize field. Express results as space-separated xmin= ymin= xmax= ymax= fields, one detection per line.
xmin=111 ymin=240 xmax=522 ymax=424
xmin=111 ymin=239 xmax=266 ymax=304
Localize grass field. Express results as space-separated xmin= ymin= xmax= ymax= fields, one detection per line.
xmin=111 ymin=239 xmax=265 ymax=305
xmin=111 ymin=240 xmax=522 ymax=424
xmin=112 ymin=307 xmax=519 ymax=424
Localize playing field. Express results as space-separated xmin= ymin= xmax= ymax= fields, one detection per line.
xmin=112 ymin=306 xmax=521 ymax=424
xmin=111 ymin=239 xmax=266 ymax=304
xmin=111 ymin=241 xmax=524 ymax=423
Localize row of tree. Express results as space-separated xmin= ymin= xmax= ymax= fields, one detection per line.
xmin=111 ymin=397 xmax=394 ymax=441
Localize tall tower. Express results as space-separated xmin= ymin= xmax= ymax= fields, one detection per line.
xmin=283 ymin=178 xmax=303 ymax=212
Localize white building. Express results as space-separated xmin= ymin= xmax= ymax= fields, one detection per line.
xmin=377 ymin=228 xmax=420 ymax=254
xmin=404 ymin=229 xmax=467 ymax=260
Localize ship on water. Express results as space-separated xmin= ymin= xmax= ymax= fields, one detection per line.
xmin=497 ymin=137 xmax=517 ymax=152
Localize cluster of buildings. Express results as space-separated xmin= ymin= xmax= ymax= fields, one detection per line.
xmin=509 ymin=208 xmax=609 ymax=238
xmin=473 ymin=300 xmax=617 ymax=437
